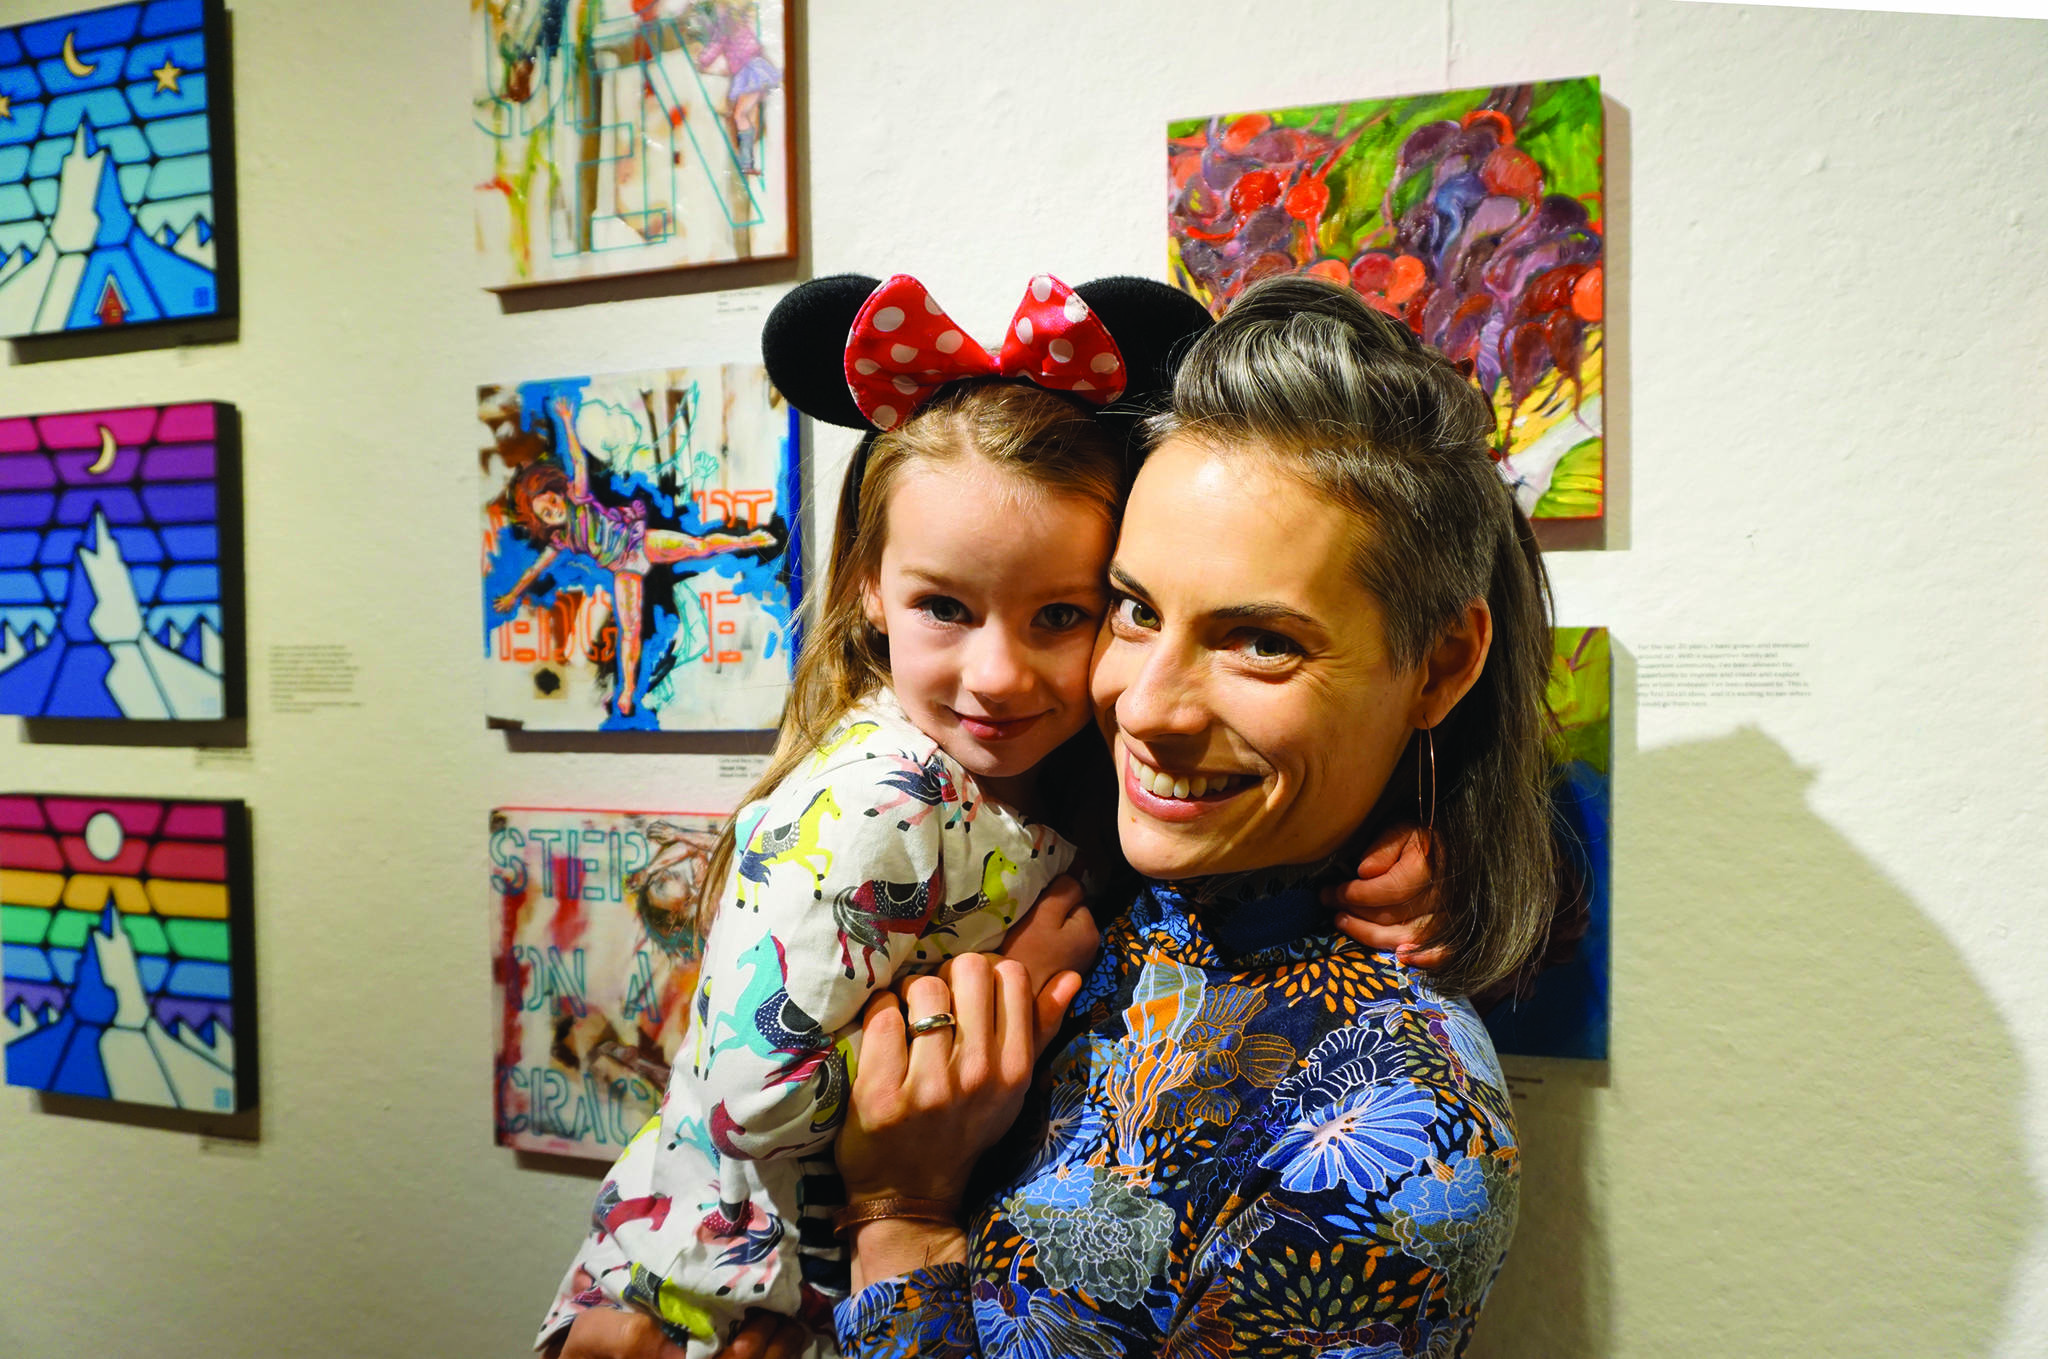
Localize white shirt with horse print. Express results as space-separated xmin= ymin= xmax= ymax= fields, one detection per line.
xmin=539 ymin=692 xmax=1075 ymax=1357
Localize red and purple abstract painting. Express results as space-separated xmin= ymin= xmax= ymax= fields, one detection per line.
xmin=0 ymin=400 xmax=241 ymax=721
xmin=2 ymin=794 xmax=255 ymax=1111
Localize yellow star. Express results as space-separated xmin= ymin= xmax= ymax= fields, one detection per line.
xmin=0 ymin=96 xmax=11 ymax=122
xmin=152 ymin=59 xmax=183 ymax=94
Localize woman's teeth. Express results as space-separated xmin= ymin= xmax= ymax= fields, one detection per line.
xmin=1136 ymin=762 xmax=1245 ymax=801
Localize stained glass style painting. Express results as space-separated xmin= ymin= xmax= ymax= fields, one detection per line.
xmin=1484 ymin=626 xmax=1611 ymax=1061
xmin=1169 ymin=78 xmax=1604 ymax=521
xmin=0 ymin=0 xmax=237 ymax=338
xmin=480 ymin=364 xmax=799 ymax=732
xmin=2 ymin=794 xmax=254 ymax=1112
xmin=0 ymin=401 xmax=239 ymax=722
xmin=472 ymin=0 xmax=793 ymax=288
xmin=491 ymin=806 xmax=717 ymax=1159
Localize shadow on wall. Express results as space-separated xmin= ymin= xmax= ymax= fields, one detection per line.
xmin=1472 ymin=723 xmax=2037 ymax=1357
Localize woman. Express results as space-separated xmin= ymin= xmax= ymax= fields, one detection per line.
xmin=564 ymin=274 xmax=1554 ymax=1358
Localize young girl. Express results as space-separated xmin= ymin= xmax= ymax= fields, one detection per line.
xmin=537 ymin=272 xmax=1220 ymax=1358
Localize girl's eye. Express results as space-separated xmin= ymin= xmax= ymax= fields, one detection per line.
xmin=918 ymin=596 xmax=970 ymax=624
xmin=1037 ymin=602 xmax=1092 ymax=631
xmin=1113 ymin=596 xmax=1160 ymax=631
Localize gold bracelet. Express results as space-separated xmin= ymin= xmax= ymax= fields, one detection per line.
xmin=832 ymin=1196 xmax=959 ymax=1237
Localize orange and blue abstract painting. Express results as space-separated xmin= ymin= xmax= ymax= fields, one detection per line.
xmin=1484 ymin=626 xmax=1611 ymax=1061
xmin=0 ymin=0 xmax=236 ymax=338
xmin=3 ymin=794 xmax=254 ymax=1112
xmin=480 ymin=365 xmax=799 ymax=732
xmin=1169 ymin=79 xmax=1604 ymax=521
xmin=0 ymin=401 xmax=241 ymax=721
xmin=492 ymin=806 xmax=715 ymax=1159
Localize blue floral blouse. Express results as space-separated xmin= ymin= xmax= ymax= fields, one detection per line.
xmin=833 ymin=878 xmax=1520 ymax=1359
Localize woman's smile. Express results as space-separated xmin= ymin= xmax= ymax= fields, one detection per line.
xmin=1120 ymin=744 xmax=1258 ymax=820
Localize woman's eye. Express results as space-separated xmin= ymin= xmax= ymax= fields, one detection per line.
xmin=1242 ymin=631 xmax=1300 ymax=661
xmin=918 ymin=596 xmax=969 ymax=624
xmin=1038 ymin=602 xmax=1092 ymax=631
xmin=1113 ymin=596 xmax=1160 ymax=631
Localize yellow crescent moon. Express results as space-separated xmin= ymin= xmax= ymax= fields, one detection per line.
xmin=87 ymin=425 xmax=117 ymax=476
xmin=61 ymin=33 xmax=98 ymax=80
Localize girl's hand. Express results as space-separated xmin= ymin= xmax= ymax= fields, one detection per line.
xmin=555 ymin=1307 xmax=807 ymax=1359
xmin=1322 ymin=825 xmax=1448 ymax=969
xmin=836 ymin=955 xmax=1081 ymax=1206
xmin=996 ymin=875 xmax=1098 ymax=997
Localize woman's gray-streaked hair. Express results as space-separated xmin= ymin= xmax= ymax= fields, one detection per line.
xmin=1146 ymin=274 xmax=1557 ymax=997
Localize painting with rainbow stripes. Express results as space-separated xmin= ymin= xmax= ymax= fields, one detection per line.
xmin=2 ymin=794 xmax=255 ymax=1112
xmin=0 ymin=0 xmax=238 ymax=339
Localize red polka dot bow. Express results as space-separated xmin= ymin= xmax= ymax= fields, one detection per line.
xmin=842 ymin=274 xmax=1129 ymax=431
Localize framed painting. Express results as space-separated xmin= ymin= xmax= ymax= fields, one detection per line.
xmin=0 ymin=401 xmax=243 ymax=722
xmin=1484 ymin=626 xmax=1611 ymax=1061
xmin=479 ymin=363 xmax=799 ymax=733
xmin=2 ymin=794 xmax=255 ymax=1112
xmin=472 ymin=0 xmax=794 ymax=288
xmin=0 ymin=0 xmax=238 ymax=338
xmin=1169 ymin=78 xmax=1604 ymax=522
xmin=490 ymin=806 xmax=718 ymax=1159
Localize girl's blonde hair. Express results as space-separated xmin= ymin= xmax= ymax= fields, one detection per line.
xmin=696 ymin=380 xmax=1128 ymax=930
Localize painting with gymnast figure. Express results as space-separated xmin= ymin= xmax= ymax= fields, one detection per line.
xmin=491 ymin=806 xmax=718 ymax=1159
xmin=471 ymin=0 xmax=792 ymax=288
xmin=0 ymin=401 xmax=242 ymax=722
xmin=1484 ymin=626 xmax=1611 ymax=1061
xmin=3 ymin=794 xmax=254 ymax=1112
xmin=479 ymin=363 xmax=799 ymax=732
xmin=0 ymin=0 xmax=236 ymax=338
xmin=1169 ymin=78 xmax=1604 ymax=521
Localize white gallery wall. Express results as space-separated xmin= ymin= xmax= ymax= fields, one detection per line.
xmin=1 ymin=1 xmax=2043 ymax=1355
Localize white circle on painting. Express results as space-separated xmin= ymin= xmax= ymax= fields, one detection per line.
xmin=84 ymin=811 xmax=124 ymax=862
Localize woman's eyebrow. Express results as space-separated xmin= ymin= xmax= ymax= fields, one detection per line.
xmin=1212 ymin=601 xmax=1326 ymax=634
xmin=1107 ymin=564 xmax=1150 ymax=597
xmin=1112 ymin=564 xmax=1327 ymax=635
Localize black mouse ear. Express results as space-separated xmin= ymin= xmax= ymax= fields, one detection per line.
xmin=762 ymin=274 xmax=882 ymax=430
xmin=1074 ymin=276 xmax=1215 ymax=414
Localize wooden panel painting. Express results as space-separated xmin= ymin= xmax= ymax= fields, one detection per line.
xmin=0 ymin=0 xmax=237 ymax=338
xmin=2 ymin=794 xmax=254 ymax=1112
xmin=491 ymin=806 xmax=717 ymax=1159
xmin=1169 ymin=78 xmax=1604 ymax=521
xmin=480 ymin=364 xmax=799 ymax=732
xmin=0 ymin=401 xmax=242 ymax=722
xmin=1484 ymin=626 xmax=1611 ymax=1061
xmin=472 ymin=0 xmax=793 ymax=288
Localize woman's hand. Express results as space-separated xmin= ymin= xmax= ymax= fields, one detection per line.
xmin=837 ymin=955 xmax=1078 ymax=1205
xmin=1322 ymin=825 xmax=1448 ymax=968
xmin=555 ymin=1307 xmax=807 ymax=1359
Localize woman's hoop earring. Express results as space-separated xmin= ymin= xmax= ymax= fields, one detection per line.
xmin=1417 ymin=726 xmax=1436 ymax=832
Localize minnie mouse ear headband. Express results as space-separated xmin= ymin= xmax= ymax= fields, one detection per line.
xmin=762 ymin=272 xmax=1214 ymax=435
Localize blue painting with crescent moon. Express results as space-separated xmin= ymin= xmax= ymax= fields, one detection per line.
xmin=0 ymin=402 xmax=242 ymax=722
xmin=0 ymin=0 xmax=234 ymax=339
